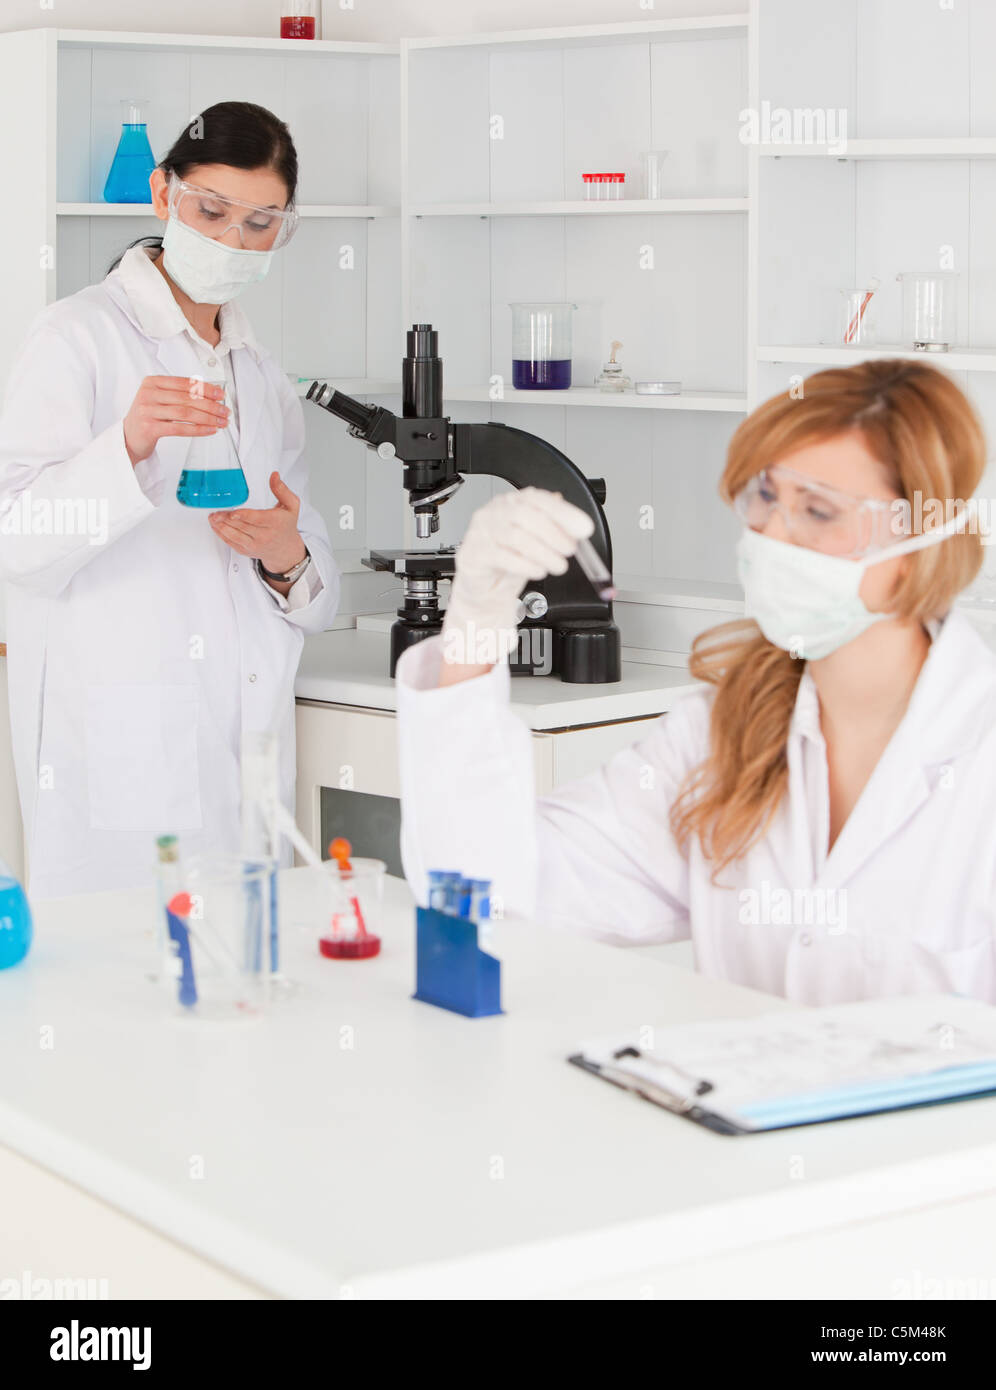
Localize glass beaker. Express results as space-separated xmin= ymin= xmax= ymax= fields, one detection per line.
xmin=897 ymin=271 xmax=959 ymax=351
xmin=840 ymin=288 xmax=878 ymax=347
xmin=103 ymin=99 xmax=156 ymax=204
xmin=510 ymin=302 xmax=576 ymax=390
xmin=280 ymin=1 xmax=316 ymax=39
xmin=318 ymin=857 xmax=387 ymax=959
xmin=158 ymin=853 xmax=275 ymax=1021
xmin=176 ymin=372 xmax=249 ymax=509
xmin=642 ymin=151 xmax=669 ymax=199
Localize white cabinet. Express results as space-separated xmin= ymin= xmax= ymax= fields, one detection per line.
xmin=295 ymin=698 xmax=658 ymax=857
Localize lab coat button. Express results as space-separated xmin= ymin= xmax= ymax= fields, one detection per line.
xmin=249 ymin=674 xmax=257 ymax=683
xmin=232 ymin=563 xmax=239 ymax=573
xmin=799 ymin=931 xmax=813 ymax=946
xmin=207 ymin=356 xmax=218 ymax=366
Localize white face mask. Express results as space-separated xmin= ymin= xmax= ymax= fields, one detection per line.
xmin=161 ymin=214 xmax=273 ymax=304
xmin=736 ymin=501 xmax=978 ymax=660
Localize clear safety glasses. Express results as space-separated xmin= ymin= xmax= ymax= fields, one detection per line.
xmin=732 ymin=464 xmax=899 ymax=559
xmin=167 ymin=174 xmax=299 ymax=251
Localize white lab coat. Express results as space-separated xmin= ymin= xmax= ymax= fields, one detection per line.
xmin=395 ymin=610 xmax=996 ymax=1005
xmin=0 ymin=259 xmax=340 ymax=898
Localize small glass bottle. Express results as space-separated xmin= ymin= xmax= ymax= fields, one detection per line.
xmin=594 ymin=340 xmax=632 ymax=392
xmin=103 ymin=99 xmax=156 ymax=204
xmin=280 ymin=0 xmax=316 ymax=39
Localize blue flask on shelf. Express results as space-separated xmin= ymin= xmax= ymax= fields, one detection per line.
xmin=0 ymin=861 xmax=32 ymax=969
xmin=103 ymin=98 xmax=156 ymax=204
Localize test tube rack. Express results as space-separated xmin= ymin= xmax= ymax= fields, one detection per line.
xmin=412 ymin=906 xmax=503 ymax=1018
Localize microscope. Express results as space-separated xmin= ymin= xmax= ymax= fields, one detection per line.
xmin=306 ymin=323 xmax=621 ymax=683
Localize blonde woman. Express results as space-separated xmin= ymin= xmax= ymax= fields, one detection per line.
xmin=394 ymin=360 xmax=996 ymax=1005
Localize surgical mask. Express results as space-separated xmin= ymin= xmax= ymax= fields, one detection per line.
xmin=736 ymin=500 xmax=978 ymax=660
xmin=161 ymin=214 xmax=273 ymax=304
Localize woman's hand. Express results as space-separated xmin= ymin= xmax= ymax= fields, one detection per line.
xmin=438 ymin=486 xmax=594 ymax=684
xmin=209 ymin=472 xmax=307 ymax=576
xmin=123 ymin=375 xmax=230 ymax=466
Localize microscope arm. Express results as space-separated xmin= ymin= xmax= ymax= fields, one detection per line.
xmin=452 ymin=422 xmax=613 ymax=570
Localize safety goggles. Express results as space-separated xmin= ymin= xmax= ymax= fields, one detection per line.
xmin=731 ymin=464 xmax=899 ymax=559
xmin=167 ymin=174 xmax=299 ymax=251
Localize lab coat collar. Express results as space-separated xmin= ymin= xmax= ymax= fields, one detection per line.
xmin=113 ymin=242 xmax=263 ymax=361
xmin=791 ymin=609 xmax=996 ymax=764
xmin=795 ymin=608 xmax=996 ymax=889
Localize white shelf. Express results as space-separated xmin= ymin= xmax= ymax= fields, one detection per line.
xmin=445 ymin=386 xmax=748 ymax=412
xmin=759 ymin=138 xmax=996 ymax=161
xmin=409 ymin=199 xmax=748 ymax=217
xmin=57 ymin=203 xmax=399 ymax=218
xmin=758 ymin=345 xmax=996 ymax=372
xmin=406 ymin=16 xmax=748 ymax=52
xmin=51 ymin=28 xmax=398 ymax=56
xmin=613 ymin=575 xmax=744 ymax=612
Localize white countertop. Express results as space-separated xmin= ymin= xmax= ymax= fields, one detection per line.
xmin=3 ymin=869 xmax=996 ymax=1300
xmin=295 ymin=623 xmax=698 ymax=729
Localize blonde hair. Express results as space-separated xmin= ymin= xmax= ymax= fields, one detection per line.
xmin=669 ymin=359 xmax=986 ymax=879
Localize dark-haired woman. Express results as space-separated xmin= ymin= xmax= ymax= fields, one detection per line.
xmin=0 ymin=103 xmax=339 ymax=897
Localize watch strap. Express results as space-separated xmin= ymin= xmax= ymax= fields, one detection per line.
xmin=258 ymin=548 xmax=310 ymax=583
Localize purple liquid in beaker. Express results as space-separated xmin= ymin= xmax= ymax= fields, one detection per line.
xmin=512 ymin=359 xmax=572 ymax=390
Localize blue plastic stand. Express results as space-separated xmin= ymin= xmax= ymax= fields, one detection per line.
xmin=413 ymin=905 xmax=503 ymax=1018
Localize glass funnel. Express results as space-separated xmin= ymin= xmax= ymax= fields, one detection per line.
xmin=510 ymin=301 xmax=577 ymax=390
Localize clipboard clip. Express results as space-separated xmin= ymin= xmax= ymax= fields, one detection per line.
xmin=599 ymin=1062 xmax=700 ymax=1114
xmin=612 ymin=1045 xmax=715 ymax=1098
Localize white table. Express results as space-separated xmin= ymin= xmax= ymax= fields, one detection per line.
xmin=2 ymin=869 xmax=996 ymax=1300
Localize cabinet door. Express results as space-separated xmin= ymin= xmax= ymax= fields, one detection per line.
xmin=550 ymin=717 xmax=661 ymax=786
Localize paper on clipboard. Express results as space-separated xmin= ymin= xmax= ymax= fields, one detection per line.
xmin=573 ymin=995 xmax=996 ymax=1133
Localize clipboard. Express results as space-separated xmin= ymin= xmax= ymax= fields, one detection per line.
xmin=568 ymin=996 xmax=996 ymax=1137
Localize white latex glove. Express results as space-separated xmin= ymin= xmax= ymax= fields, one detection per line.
xmin=441 ymin=486 xmax=595 ymax=666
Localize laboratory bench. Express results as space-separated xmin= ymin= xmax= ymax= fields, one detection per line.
xmin=2 ymin=866 xmax=996 ymax=1301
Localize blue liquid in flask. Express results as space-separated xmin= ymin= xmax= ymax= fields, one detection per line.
xmin=512 ymin=359 xmax=572 ymax=390
xmin=0 ymin=864 xmax=32 ymax=970
xmin=103 ymin=113 xmax=157 ymax=204
xmin=177 ymin=468 xmax=250 ymax=509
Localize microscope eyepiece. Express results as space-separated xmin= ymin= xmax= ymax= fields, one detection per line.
xmin=306 ymin=382 xmax=379 ymax=434
xmin=407 ymin=324 xmax=438 ymax=358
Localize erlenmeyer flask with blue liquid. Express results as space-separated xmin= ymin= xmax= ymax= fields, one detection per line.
xmin=0 ymin=860 xmax=32 ymax=970
xmin=103 ymin=98 xmax=157 ymax=203
xmin=176 ymin=373 xmax=249 ymax=509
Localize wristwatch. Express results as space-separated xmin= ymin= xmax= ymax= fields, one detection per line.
xmin=257 ymin=547 xmax=311 ymax=584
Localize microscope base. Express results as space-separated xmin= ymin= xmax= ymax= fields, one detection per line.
xmin=388 ymin=618 xmax=621 ymax=684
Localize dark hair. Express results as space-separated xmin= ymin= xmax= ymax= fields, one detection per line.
xmin=105 ymin=101 xmax=298 ymax=275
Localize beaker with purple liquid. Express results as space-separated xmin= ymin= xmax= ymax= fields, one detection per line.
xmin=510 ymin=302 xmax=576 ymax=390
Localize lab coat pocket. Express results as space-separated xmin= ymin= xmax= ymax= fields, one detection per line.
xmin=907 ymin=925 xmax=996 ymax=1001
xmin=85 ymin=684 xmax=202 ymax=833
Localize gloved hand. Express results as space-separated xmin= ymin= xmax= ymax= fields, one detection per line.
xmin=441 ymin=486 xmax=595 ymax=666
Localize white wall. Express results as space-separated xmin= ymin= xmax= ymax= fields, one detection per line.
xmin=0 ymin=0 xmax=745 ymax=42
